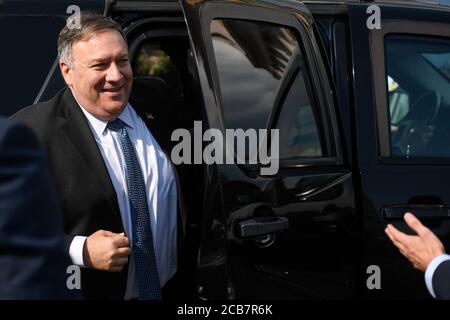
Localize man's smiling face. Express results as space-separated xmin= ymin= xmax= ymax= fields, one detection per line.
xmin=61 ymin=29 xmax=132 ymax=120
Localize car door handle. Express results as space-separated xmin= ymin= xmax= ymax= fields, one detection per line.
xmin=382 ymin=205 xmax=450 ymax=221
xmin=235 ymin=216 xmax=289 ymax=238
xmin=295 ymin=172 xmax=352 ymax=201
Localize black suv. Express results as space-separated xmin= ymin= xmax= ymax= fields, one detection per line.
xmin=3 ymin=0 xmax=450 ymax=299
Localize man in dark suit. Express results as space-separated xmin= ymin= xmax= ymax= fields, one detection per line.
xmin=12 ymin=12 xmax=185 ymax=299
xmin=0 ymin=117 xmax=73 ymax=299
xmin=386 ymin=212 xmax=450 ymax=299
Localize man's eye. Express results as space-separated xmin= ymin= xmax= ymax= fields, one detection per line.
xmin=93 ymin=63 xmax=107 ymax=69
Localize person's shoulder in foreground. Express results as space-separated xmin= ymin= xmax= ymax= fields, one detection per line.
xmin=0 ymin=117 xmax=76 ymax=299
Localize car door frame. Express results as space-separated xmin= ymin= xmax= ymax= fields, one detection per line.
xmin=181 ymin=0 xmax=360 ymax=299
xmin=181 ymin=0 xmax=343 ymax=167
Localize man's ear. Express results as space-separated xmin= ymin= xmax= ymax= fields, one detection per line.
xmin=60 ymin=61 xmax=73 ymax=87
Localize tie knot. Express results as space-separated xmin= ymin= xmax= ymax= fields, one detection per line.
xmin=107 ymin=118 xmax=126 ymax=132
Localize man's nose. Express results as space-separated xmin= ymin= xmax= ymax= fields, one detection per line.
xmin=105 ymin=63 xmax=123 ymax=82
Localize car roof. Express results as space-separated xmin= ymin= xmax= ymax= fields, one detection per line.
xmin=301 ymin=0 xmax=450 ymax=9
xmin=113 ymin=0 xmax=450 ymax=10
xmin=114 ymin=0 xmax=450 ymax=4
xmin=0 ymin=0 xmax=105 ymax=15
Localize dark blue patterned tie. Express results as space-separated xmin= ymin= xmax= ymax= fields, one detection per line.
xmin=107 ymin=118 xmax=161 ymax=300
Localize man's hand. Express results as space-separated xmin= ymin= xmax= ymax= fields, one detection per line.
xmin=83 ymin=230 xmax=130 ymax=272
xmin=385 ymin=212 xmax=444 ymax=271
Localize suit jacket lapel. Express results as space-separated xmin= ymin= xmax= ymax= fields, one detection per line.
xmin=58 ymin=89 xmax=122 ymax=226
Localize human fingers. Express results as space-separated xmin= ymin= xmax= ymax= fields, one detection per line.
xmin=111 ymin=256 xmax=129 ymax=267
xmin=109 ymin=265 xmax=126 ymax=272
xmin=385 ymin=224 xmax=408 ymax=253
xmin=101 ymin=230 xmax=118 ymax=237
xmin=404 ymin=213 xmax=430 ymax=237
xmin=113 ymin=235 xmax=130 ymax=248
xmin=113 ymin=247 xmax=131 ymax=258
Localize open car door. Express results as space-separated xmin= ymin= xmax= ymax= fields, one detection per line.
xmin=181 ymin=0 xmax=360 ymax=299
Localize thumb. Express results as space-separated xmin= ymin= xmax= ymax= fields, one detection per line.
xmin=404 ymin=212 xmax=428 ymax=236
xmin=115 ymin=232 xmax=127 ymax=238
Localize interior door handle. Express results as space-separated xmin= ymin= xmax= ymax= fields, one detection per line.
xmin=296 ymin=172 xmax=351 ymax=201
xmin=382 ymin=205 xmax=450 ymax=221
xmin=236 ymin=216 xmax=289 ymax=238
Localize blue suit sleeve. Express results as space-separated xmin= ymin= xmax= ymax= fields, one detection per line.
xmin=0 ymin=119 xmax=77 ymax=299
xmin=432 ymin=259 xmax=450 ymax=300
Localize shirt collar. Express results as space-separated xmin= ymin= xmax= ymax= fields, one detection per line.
xmin=117 ymin=104 xmax=134 ymax=130
xmin=78 ymin=103 xmax=134 ymax=138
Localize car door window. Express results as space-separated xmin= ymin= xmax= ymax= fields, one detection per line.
xmin=385 ymin=35 xmax=450 ymax=158
xmin=210 ymin=19 xmax=326 ymax=160
xmin=388 ymin=75 xmax=410 ymax=125
xmin=276 ymin=69 xmax=323 ymax=159
xmin=211 ymin=19 xmax=291 ymax=132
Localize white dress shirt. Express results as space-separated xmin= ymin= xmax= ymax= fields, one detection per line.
xmin=69 ymin=103 xmax=178 ymax=299
xmin=425 ymin=253 xmax=450 ymax=299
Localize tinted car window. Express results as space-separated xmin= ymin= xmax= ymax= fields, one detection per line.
xmin=0 ymin=17 xmax=65 ymax=116
xmin=210 ymin=19 xmax=297 ymax=132
xmin=276 ymin=69 xmax=323 ymax=159
xmin=388 ymin=75 xmax=410 ymax=125
xmin=385 ymin=35 xmax=450 ymax=158
xmin=210 ymin=19 xmax=325 ymax=160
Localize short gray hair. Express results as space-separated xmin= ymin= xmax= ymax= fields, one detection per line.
xmin=58 ymin=11 xmax=127 ymax=68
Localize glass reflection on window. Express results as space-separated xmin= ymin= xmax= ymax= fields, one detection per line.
xmin=210 ymin=19 xmax=297 ymax=132
xmin=277 ymin=70 xmax=323 ymax=159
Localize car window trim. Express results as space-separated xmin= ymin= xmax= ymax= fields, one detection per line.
xmin=198 ymin=2 xmax=342 ymax=169
xmin=35 ymin=56 xmax=59 ymax=104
